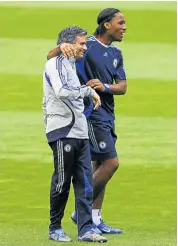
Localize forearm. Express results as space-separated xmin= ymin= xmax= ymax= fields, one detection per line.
xmin=109 ymin=83 xmax=127 ymax=95
xmin=47 ymin=43 xmax=77 ymax=60
xmin=47 ymin=46 xmax=60 ymax=60
xmin=56 ymin=85 xmax=95 ymax=100
xmin=87 ymin=79 xmax=127 ymax=96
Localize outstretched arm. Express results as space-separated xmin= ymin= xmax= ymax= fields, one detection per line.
xmin=47 ymin=43 xmax=77 ymax=60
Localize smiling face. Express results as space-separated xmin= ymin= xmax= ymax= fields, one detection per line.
xmin=73 ymin=35 xmax=87 ymax=59
xmin=105 ymin=12 xmax=126 ymax=42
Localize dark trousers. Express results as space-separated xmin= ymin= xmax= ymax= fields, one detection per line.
xmin=49 ymin=138 xmax=93 ymax=236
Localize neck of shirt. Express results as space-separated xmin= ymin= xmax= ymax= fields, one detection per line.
xmin=92 ymin=35 xmax=110 ymax=48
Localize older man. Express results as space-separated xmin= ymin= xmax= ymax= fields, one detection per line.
xmin=43 ymin=25 xmax=107 ymax=243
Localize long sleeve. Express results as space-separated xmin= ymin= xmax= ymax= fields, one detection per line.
xmin=42 ymin=96 xmax=47 ymax=128
xmin=45 ymin=58 xmax=95 ymax=100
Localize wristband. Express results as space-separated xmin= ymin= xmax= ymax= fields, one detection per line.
xmin=104 ymin=84 xmax=112 ymax=94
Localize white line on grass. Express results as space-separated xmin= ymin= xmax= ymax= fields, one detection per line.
xmin=0 ymin=112 xmax=176 ymax=166
xmin=0 ymin=38 xmax=176 ymax=80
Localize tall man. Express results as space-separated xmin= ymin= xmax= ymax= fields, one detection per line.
xmin=43 ymin=25 xmax=107 ymax=243
xmin=47 ymin=8 xmax=127 ymax=234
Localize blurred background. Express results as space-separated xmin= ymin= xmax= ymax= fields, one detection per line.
xmin=0 ymin=1 xmax=176 ymax=246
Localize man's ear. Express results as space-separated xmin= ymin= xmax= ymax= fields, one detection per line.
xmin=104 ymin=22 xmax=111 ymax=30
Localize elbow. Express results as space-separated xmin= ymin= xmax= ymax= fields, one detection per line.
xmin=120 ymin=84 xmax=127 ymax=95
xmin=56 ymin=88 xmax=67 ymax=99
xmin=47 ymin=53 xmax=52 ymax=60
xmin=47 ymin=50 xmax=56 ymax=60
xmin=57 ymin=87 xmax=72 ymax=99
xmin=57 ymin=92 xmax=67 ymax=99
xmin=121 ymin=89 xmax=127 ymax=95
xmin=115 ymin=80 xmax=127 ymax=95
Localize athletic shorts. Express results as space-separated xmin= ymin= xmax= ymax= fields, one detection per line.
xmin=87 ymin=119 xmax=118 ymax=161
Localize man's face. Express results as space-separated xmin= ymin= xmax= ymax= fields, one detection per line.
xmin=73 ymin=35 xmax=87 ymax=59
xmin=106 ymin=12 xmax=126 ymax=42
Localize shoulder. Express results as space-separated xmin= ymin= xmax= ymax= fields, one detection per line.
xmin=46 ymin=55 xmax=66 ymax=68
xmin=87 ymin=35 xmax=96 ymax=43
xmin=110 ymin=44 xmax=122 ymax=51
xmin=86 ymin=35 xmax=97 ymax=48
xmin=46 ymin=57 xmax=56 ymax=66
xmin=56 ymin=55 xmax=69 ymax=67
xmin=45 ymin=57 xmax=56 ymax=73
xmin=110 ymin=44 xmax=123 ymax=57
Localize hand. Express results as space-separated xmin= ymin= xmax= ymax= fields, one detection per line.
xmin=60 ymin=43 xmax=77 ymax=57
xmin=87 ymin=79 xmax=105 ymax=92
xmin=91 ymin=92 xmax=101 ymax=110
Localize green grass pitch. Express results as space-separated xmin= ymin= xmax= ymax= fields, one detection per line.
xmin=0 ymin=2 xmax=176 ymax=246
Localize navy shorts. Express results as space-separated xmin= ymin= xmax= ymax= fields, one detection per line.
xmin=87 ymin=120 xmax=118 ymax=161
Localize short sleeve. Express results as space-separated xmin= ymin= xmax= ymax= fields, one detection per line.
xmin=114 ymin=51 xmax=126 ymax=80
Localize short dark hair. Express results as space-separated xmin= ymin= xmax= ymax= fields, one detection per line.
xmin=57 ymin=25 xmax=87 ymax=45
xmin=94 ymin=8 xmax=120 ymax=36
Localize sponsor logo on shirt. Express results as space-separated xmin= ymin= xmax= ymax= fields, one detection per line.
xmin=103 ymin=52 xmax=108 ymax=57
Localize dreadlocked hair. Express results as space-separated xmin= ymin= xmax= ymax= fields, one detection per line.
xmin=94 ymin=8 xmax=120 ymax=36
